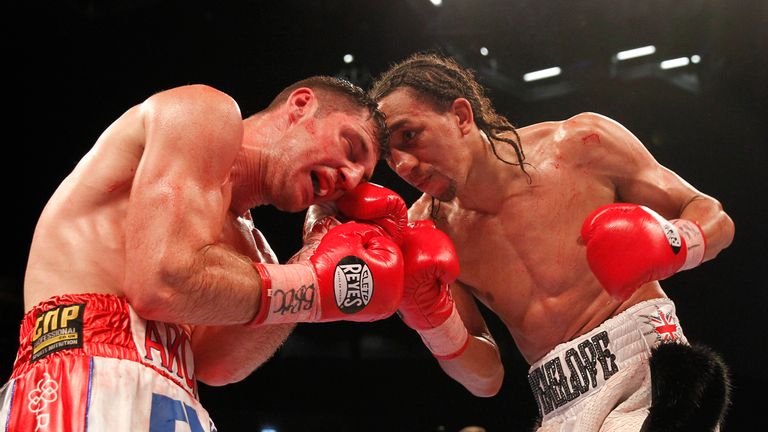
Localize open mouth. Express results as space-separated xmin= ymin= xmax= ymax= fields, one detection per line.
xmin=311 ymin=172 xmax=329 ymax=197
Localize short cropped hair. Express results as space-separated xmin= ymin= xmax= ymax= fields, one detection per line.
xmin=269 ymin=76 xmax=389 ymax=158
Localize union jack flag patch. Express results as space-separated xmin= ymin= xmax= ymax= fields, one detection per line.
xmin=649 ymin=309 xmax=680 ymax=342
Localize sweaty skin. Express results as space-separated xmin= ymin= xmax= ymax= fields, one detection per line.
xmin=380 ymin=88 xmax=734 ymax=395
xmin=24 ymin=84 xmax=379 ymax=385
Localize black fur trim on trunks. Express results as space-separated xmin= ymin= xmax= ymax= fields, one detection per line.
xmin=641 ymin=343 xmax=731 ymax=432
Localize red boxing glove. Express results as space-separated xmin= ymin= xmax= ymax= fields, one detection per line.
xmin=336 ymin=182 xmax=408 ymax=245
xmin=399 ymin=220 xmax=469 ymax=360
xmin=249 ymin=222 xmax=404 ymax=325
xmin=581 ymin=203 xmax=707 ymax=301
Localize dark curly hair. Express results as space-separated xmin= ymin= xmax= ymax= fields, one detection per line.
xmin=369 ymin=52 xmax=526 ymax=174
xmin=269 ymin=76 xmax=389 ymax=159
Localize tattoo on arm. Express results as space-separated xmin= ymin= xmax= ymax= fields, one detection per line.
xmin=272 ymin=284 xmax=316 ymax=316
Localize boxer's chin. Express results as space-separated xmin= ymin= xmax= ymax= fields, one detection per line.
xmin=435 ymin=182 xmax=457 ymax=202
xmin=274 ymin=188 xmax=311 ymax=213
xmin=423 ymin=177 xmax=456 ymax=202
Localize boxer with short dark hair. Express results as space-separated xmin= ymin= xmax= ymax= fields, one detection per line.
xmin=0 ymin=77 xmax=406 ymax=431
xmin=369 ymin=52 xmax=735 ymax=431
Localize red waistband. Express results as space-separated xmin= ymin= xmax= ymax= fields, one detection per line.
xmin=12 ymin=293 xmax=199 ymax=398
xmin=13 ymin=293 xmax=142 ymax=377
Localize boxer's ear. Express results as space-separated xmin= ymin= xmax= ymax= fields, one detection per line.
xmin=451 ymin=98 xmax=475 ymax=136
xmin=287 ymin=88 xmax=316 ymax=123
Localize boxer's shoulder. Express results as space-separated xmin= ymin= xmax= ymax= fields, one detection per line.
xmin=144 ymin=84 xmax=237 ymax=109
xmin=139 ymin=85 xmax=242 ymax=140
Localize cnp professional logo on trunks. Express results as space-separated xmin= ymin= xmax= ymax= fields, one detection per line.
xmin=30 ymin=303 xmax=84 ymax=362
xmin=334 ymin=256 xmax=373 ymax=314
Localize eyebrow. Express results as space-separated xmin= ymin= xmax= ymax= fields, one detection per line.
xmin=387 ymin=119 xmax=408 ymax=133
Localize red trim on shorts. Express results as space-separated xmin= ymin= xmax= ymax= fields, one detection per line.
xmin=7 ymin=355 xmax=91 ymax=432
xmin=12 ymin=294 xmax=141 ymax=379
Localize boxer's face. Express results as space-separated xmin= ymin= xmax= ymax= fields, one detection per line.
xmin=378 ymin=88 xmax=465 ymax=202
xmin=279 ymin=108 xmax=378 ymax=211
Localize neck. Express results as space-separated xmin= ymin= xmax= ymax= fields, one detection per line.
xmin=456 ymin=130 xmax=529 ymax=214
xmin=230 ymin=147 xmax=267 ymax=214
xmin=229 ymin=113 xmax=285 ymax=214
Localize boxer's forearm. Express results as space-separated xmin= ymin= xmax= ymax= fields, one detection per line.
xmin=129 ymin=243 xmax=264 ymax=325
xmin=437 ymin=335 xmax=504 ymax=397
xmin=191 ymin=322 xmax=295 ymax=386
xmin=679 ymin=196 xmax=734 ymax=262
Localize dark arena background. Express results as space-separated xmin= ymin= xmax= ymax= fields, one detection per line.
xmin=3 ymin=1 xmax=766 ymax=431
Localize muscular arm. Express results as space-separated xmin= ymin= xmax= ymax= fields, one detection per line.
xmin=408 ymin=197 xmax=504 ymax=397
xmin=570 ymin=112 xmax=735 ymax=260
xmin=437 ymin=280 xmax=504 ymax=397
xmin=192 ymin=226 xmax=295 ymax=386
xmin=194 ymin=208 xmax=344 ymax=385
xmin=123 ymin=85 xmax=263 ymax=325
xmin=192 ymin=320 xmax=295 ymax=386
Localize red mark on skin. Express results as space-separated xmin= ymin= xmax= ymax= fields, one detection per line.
xmin=582 ymin=133 xmax=601 ymax=146
xmin=106 ymin=180 xmax=131 ymax=193
xmin=304 ymin=118 xmax=317 ymax=134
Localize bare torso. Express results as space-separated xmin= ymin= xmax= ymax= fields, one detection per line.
xmin=417 ymin=120 xmax=664 ymax=364
xmin=23 ymin=105 xmax=266 ymax=312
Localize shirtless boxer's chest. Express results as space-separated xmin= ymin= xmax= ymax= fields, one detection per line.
xmin=24 ymin=123 xmax=263 ymax=310
xmin=433 ymin=127 xmax=655 ymax=362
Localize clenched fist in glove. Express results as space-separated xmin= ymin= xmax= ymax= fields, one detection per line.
xmin=287 ymin=204 xmax=341 ymax=264
xmin=335 ymin=182 xmax=408 ymax=245
xmin=581 ymin=203 xmax=706 ymax=301
xmin=399 ymin=220 xmax=469 ymax=360
xmin=292 ymin=182 xmax=407 ymax=262
xmin=249 ymin=222 xmax=404 ymax=325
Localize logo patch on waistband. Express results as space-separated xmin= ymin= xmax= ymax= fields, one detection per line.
xmin=649 ymin=309 xmax=680 ymax=343
xmin=31 ymin=303 xmax=85 ymax=362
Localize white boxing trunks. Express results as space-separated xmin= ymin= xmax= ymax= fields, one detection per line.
xmin=0 ymin=293 xmax=215 ymax=432
xmin=528 ymin=298 xmax=687 ymax=432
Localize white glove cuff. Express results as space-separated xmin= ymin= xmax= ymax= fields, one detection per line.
xmin=249 ymin=263 xmax=320 ymax=325
xmin=417 ymin=306 xmax=470 ymax=360
xmin=672 ymin=219 xmax=707 ymax=271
